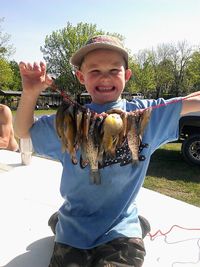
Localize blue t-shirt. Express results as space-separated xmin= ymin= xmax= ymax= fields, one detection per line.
xmin=30 ymin=98 xmax=182 ymax=249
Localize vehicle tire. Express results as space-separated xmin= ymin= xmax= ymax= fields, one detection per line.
xmin=181 ymin=134 xmax=200 ymax=165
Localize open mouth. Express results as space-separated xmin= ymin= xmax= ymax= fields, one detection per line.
xmin=95 ymin=86 xmax=115 ymax=92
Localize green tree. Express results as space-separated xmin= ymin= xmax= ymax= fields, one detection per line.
xmin=146 ymin=46 xmax=175 ymax=98
xmin=0 ymin=18 xmax=16 ymax=91
xmin=0 ymin=58 xmax=13 ymax=90
xmin=154 ymin=58 xmax=174 ymax=98
xmin=186 ymin=51 xmax=200 ymax=91
xmin=130 ymin=51 xmax=156 ymax=97
xmin=133 ymin=41 xmax=195 ymax=98
xmin=168 ymin=41 xmax=193 ymax=96
xmin=0 ymin=18 xmax=15 ymax=59
xmin=9 ymin=60 xmax=22 ymax=91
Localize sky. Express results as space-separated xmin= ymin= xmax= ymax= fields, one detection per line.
xmin=1 ymin=0 xmax=200 ymax=63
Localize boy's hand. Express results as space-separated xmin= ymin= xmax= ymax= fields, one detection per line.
xmin=19 ymin=61 xmax=53 ymax=93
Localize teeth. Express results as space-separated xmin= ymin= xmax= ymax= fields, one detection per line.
xmin=97 ymin=87 xmax=113 ymax=91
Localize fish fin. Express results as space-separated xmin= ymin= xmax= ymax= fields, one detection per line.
xmin=80 ymin=155 xmax=89 ymax=168
xmin=90 ymin=169 xmax=101 ymax=185
xmin=71 ymin=155 xmax=78 ymax=165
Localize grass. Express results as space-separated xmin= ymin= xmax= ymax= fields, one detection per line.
xmin=145 ymin=143 xmax=200 ymax=207
xmin=13 ymin=109 xmax=200 ymax=207
xmin=12 ymin=109 xmax=57 ymax=117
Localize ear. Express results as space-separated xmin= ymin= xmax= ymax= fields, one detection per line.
xmin=75 ymin=70 xmax=85 ymax=85
xmin=125 ymin=69 xmax=132 ymax=82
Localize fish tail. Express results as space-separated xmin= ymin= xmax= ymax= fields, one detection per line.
xmin=90 ymin=169 xmax=101 ymax=185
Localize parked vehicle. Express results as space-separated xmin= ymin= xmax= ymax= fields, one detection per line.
xmin=179 ymin=112 xmax=200 ymax=165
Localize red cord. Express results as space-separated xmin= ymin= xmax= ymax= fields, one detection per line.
xmin=142 ymin=91 xmax=200 ymax=112
xmin=148 ymin=224 xmax=200 ymax=241
xmin=53 ymin=82 xmax=200 ymax=114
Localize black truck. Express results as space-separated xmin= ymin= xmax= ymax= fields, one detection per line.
xmin=179 ymin=112 xmax=200 ymax=165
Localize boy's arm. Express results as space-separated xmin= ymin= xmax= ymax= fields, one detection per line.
xmin=181 ymin=91 xmax=200 ymax=115
xmin=14 ymin=61 xmax=53 ymax=138
xmin=14 ymin=90 xmax=39 ymax=138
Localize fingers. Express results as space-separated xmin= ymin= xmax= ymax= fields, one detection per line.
xmin=19 ymin=61 xmax=32 ymax=70
xmin=27 ymin=62 xmax=33 ymax=70
xmin=18 ymin=61 xmax=31 ymax=75
xmin=18 ymin=61 xmax=27 ymax=71
xmin=40 ymin=61 xmax=46 ymax=70
xmin=33 ymin=62 xmax=40 ymax=70
xmin=18 ymin=61 xmax=53 ymax=89
xmin=46 ymin=75 xmax=53 ymax=86
xmin=18 ymin=61 xmax=46 ymax=72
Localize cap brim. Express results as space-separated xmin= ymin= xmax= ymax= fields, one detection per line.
xmin=70 ymin=43 xmax=128 ymax=68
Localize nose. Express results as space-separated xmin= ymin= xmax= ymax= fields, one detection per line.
xmin=100 ymin=72 xmax=111 ymax=81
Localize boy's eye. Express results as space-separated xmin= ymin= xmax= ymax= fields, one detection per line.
xmin=110 ymin=69 xmax=120 ymax=74
xmin=91 ymin=70 xmax=99 ymax=73
xmin=89 ymin=69 xmax=121 ymax=75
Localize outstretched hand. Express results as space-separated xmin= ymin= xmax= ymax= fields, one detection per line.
xmin=19 ymin=61 xmax=53 ymax=93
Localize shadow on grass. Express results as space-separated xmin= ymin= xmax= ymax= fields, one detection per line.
xmin=147 ymin=148 xmax=200 ymax=183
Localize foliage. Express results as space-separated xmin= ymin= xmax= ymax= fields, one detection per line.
xmin=9 ymin=61 xmax=22 ymax=90
xmin=0 ymin=18 xmax=15 ymax=59
xmin=129 ymin=52 xmax=156 ymax=96
xmin=1 ymin=19 xmax=200 ymax=97
xmin=168 ymin=41 xmax=193 ymax=96
xmin=0 ymin=18 xmax=17 ymax=91
xmin=186 ymin=51 xmax=200 ymax=91
xmin=131 ymin=41 xmax=198 ymax=98
xmin=0 ymin=58 xmax=13 ymax=89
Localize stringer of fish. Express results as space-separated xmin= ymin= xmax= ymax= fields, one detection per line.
xmin=55 ymin=98 xmax=152 ymax=184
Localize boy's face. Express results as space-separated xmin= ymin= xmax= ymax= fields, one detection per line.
xmin=76 ymin=49 xmax=132 ymax=104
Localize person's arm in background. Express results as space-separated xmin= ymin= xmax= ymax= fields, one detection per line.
xmin=14 ymin=61 xmax=53 ymax=138
xmin=0 ymin=104 xmax=12 ymax=148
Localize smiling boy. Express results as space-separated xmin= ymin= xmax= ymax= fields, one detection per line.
xmin=75 ymin=49 xmax=132 ymax=104
xmin=14 ymin=35 xmax=200 ymax=267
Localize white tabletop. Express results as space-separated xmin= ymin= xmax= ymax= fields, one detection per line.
xmin=0 ymin=150 xmax=199 ymax=267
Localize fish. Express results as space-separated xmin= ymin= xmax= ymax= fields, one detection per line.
xmin=62 ymin=106 xmax=78 ymax=164
xmin=118 ymin=111 xmax=128 ymax=147
xmin=81 ymin=128 xmax=101 ymax=184
xmin=90 ymin=114 xmax=105 ymax=165
xmin=101 ymin=113 xmax=124 ymax=157
xmin=75 ymin=108 xmax=83 ymax=147
xmin=126 ymin=112 xmax=141 ymax=163
xmin=88 ymin=113 xmax=102 ymax=147
xmin=106 ymin=108 xmax=124 ymax=115
xmin=55 ymin=98 xmax=151 ymax=183
xmin=82 ymin=108 xmax=92 ymax=140
xmin=55 ymin=101 xmax=71 ymax=151
xmin=139 ymin=108 xmax=152 ymax=138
